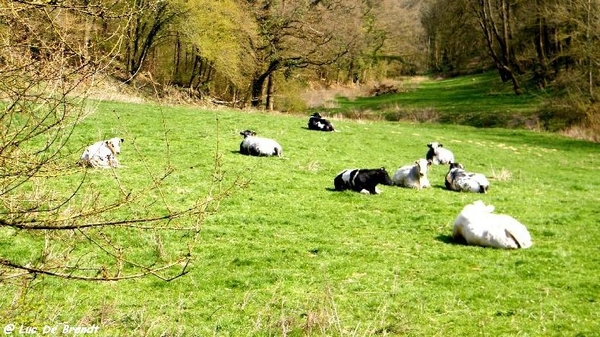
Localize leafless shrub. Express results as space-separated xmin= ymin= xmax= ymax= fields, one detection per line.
xmin=301 ymin=85 xmax=361 ymax=109
xmin=369 ymin=83 xmax=398 ymax=96
xmin=0 ymin=1 xmax=246 ymax=283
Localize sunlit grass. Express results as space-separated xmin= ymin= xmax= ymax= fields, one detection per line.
xmin=1 ymin=100 xmax=598 ymax=336
xmin=322 ymin=72 xmax=546 ymax=128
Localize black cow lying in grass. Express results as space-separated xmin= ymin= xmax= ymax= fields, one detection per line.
xmin=308 ymin=112 xmax=336 ymax=132
xmin=334 ymin=168 xmax=393 ymax=194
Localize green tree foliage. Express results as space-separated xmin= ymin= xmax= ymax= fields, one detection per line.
xmin=2 ymin=0 xmax=596 ymax=124
xmin=422 ymin=0 xmax=487 ymax=75
xmin=175 ymin=0 xmax=257 ymax=100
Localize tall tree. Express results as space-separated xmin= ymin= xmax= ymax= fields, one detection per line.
xmin=244 ymin=0 xmax=358 ymax=108
xmin=470 ymin=0 xmax=523 ymax=94
xmin=422 ymin=0 xmax=486 ymax=75
xmin=124 ymin=0 xmax=184 ymax=81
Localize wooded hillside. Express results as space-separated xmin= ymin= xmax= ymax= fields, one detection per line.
xmin=1 ymin=0 xmax=598 ymax=119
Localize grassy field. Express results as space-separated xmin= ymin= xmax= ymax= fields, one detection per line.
xmin=321 ymin=72 xmax=546 ymax=129
xmin=1 ymin=99 xmax=599 ymax=336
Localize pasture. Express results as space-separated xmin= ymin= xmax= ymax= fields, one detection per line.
xmin=323 ymin=72 xmax=545 ymax=129
xmin=1 ymin=99 xmax=599 ymax=336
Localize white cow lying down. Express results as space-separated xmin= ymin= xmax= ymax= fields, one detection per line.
xmin=392 ymin=158 xmax=432 ymax=189
xmin=80 ymin=137 xmax=124 ymax=168
xmin=453 ymin=200 xmax=532 ymax=249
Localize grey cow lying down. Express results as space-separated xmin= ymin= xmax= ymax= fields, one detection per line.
xmin=239 ymin=130 xmax=283 ymax=157
xmin=445 ymin=162 xmax=490 ymax=193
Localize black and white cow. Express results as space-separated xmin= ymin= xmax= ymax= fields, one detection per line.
xmin=445 ymin=162 xmax=490 ymax=193
xmin=308 ymin=112 xmax=336 ymax=132
xmin=426 ymin=142 xmax=454 ymax=165
xmin=334 ymin=167 xmax=394 ymax=194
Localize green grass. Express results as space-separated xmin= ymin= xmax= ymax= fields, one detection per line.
xmin=324 ymin=72 xmax=546 ymax=128
xmin=1 ymin=100 xmax=599 ymax=336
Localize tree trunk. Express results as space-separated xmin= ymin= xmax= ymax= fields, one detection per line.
xmin=586 ymin=0 xmax=594 ymax=98
xmin=125 ymin=1 xmax=173 ymax=82
xmin=82 ymin=0 xmax=92 ymax=63
xmin=188 ymin=54 xmax=200 ymax=89
xmin=251 ymin=74 xmax=267 ymax=108
xmin=266 ymin=73 xmax=274 ymax=111
xmin=499 ymin=65 xmax=522 ymax=95
xmin=174 ymin=33 xmax=181 ymax=79
xmin=250 ymin=60 xmax=280 ymax=108
xmin=533 ymin=1 xmax=548 ymax=88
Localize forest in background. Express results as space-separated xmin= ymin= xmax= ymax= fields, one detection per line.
xmin=1 ymin=0 xmax=598 ymax=128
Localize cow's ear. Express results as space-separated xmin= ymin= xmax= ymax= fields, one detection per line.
xmin=439 ymin=143 xmax=443 ymax=147
xmin=427 ymin=143 xmax=431 ymax=147
xmin=121 ymin=138 xmax=125 ymax=143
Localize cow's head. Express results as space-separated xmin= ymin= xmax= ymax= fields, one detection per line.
xmin=240 ymin=130 xmax=257 ymax=138
xmin=427 ymin=142 xmax=442 ymax=149
xmin=448 ymin=162 xmax=465 ymax=170
xmin=376 ymin=167 xmax=394 ymax=185
xmin=105 ymin=137 xmax=124 ymax=155
xmin=468 ymin=200 xmax=495 ymax=214
xmin=415 ymin=159 xmax=431 ymax=177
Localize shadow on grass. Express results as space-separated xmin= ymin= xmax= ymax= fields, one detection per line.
xmin=436 ymin=234 xmax=465 ymax=246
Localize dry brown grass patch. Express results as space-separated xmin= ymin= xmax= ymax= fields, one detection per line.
xmin=489 ymin=167 xmax=512 ymax=181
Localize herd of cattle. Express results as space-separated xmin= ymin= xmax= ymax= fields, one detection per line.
xmin=78 ymin=112 xmax=532 ymax=249
xmin=238 ymin=113 xmax=490 ymax=195
xmin=333 ymin=142 xmax=490 ymax=195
